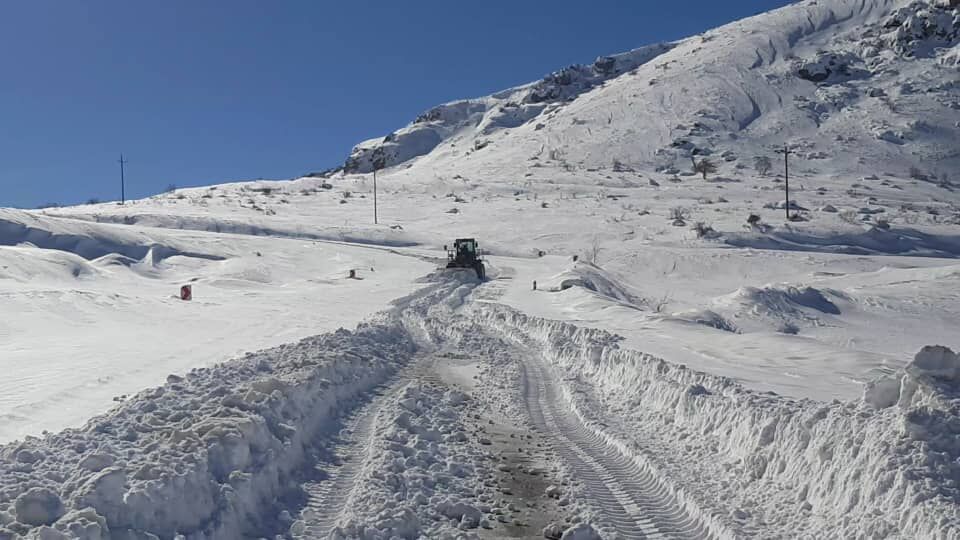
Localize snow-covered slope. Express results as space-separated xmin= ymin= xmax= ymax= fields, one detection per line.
xmin=344 ymin=0 xmax=959 ymax=183
xmin=2 ymin=1 xmax=959 ymax=538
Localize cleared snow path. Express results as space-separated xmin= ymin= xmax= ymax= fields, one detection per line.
xmin=293 ymin=387 xmax=391 ymax=539
xmin=521 ymin=350 xmax=711 ymax=540
xmin=292 ymin=355 xmax=430 ymax=538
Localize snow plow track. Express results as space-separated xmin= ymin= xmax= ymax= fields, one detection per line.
xmin=295 ymin=390 xmax=386 ymax=539
xmin=522 ymin=355 xmax=712 ymax=539
xmin=293 ymin=355 xmax=442 ymax=538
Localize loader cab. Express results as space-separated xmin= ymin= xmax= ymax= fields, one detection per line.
xmin=448 ymin=238 xmax=478 ymax=263
xmin=445 ymin=238 xmax=486 ymax=280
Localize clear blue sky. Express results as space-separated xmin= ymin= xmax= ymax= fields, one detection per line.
xmin=0 ymin=0 xmax=791 ymax=208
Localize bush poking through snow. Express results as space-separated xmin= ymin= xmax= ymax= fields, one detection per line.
xmin=753 ymin=156 xmax=773 ymax=177
xmin=692 ymin=222 xmax=718 ymax=239
xmin=583 ymin=235 xmax=603 ymax=264
xmin=669 ymin=206 xmax=690 ymax=226
xmin=777 ymin=321 xmax=800 ymax=335
xmin=692 ymin=157 xmax=718 ymax=180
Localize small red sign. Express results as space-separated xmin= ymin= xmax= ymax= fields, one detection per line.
xmin=180 ymin=285 xmax=192 ymax=301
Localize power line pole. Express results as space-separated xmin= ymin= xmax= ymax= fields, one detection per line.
xmin=373 ymin=166 xmax=378 ymax=225
xmin=118 ymin=154 xmax=128 ymax=205
xmin=776 ymin=144 xmax=790 ymax=220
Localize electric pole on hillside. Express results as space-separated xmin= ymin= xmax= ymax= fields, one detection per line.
xmin=118 ymin=154 xmax=128 ymax=205
xmin=371 ymin=146 xmax=387 ymax=225
xmin=776 ymin=144 xmax=790 ymax=220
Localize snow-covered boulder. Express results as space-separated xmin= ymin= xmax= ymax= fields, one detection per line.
xmin=543 ymin=522 xmax=565 ymax=539
xmin=48 ymin=508 xmax=109 ymax=540
xmin=882 ymin=1 xmax=960 ymax=57
xmin=560 ymin=523 xmax=603 ymax=540
xmin=874 ymin=128 xmax=907 ymax=144
xmin=795 ymin=51 xmax=863 ymax=83
xmin=863 ymin=374 xmax=902 ymax=409
xmin=863 ymin=345 xmax=960 ymax=410
xmin=437 ymin=498 xmax=482 ymax=528
xmin=14 ymin=488 xmax=64 ymax=527
xmin=907 ymin=345 xmax=960 ymax=382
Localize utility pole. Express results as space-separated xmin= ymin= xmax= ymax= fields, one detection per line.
xmin=777 ymin=144 xmax=790 ymax=220
xmin=118 ymin=154 xmax=128 ymax=205
xmin=373 ymin=166 xmax=378 ymax=225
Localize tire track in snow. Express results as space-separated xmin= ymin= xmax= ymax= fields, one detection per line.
xmin=293 ymin=390 xmax=387 ymax=539
xmin=521 ymin=354 xmax=712 ymax=539
xmin=293 ymin=358 xmax=427 ymax=539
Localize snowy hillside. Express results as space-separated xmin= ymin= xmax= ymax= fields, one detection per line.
xmin=2 ymin=0 xmax=960 ymax=538
xmin=346 ymin=0 xmax=959 ymax=182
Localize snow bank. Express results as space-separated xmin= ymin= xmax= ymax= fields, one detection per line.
xmin=454 ymin=302 xmax=960 ymax=539
xmin=0 ymin=209 xmax=222 ymax=263
xmin=724 ymin=225 xmax=960 ymax=258
xmin=711 ymin=284 xmax=844 ymax=333
xmin=865 ymin=345 xmax=960 ymax=410
xmin=53 ymin=211 xmax=419 ymax=248
xmin=0 ymin=276 xmax=475 ymax=539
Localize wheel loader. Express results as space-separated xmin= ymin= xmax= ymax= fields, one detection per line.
xmin=445 ymin=238 xmax=486 ymax=280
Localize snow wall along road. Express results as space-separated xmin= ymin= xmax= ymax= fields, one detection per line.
xmin=1 ymin=272 xmax=957 ymax=539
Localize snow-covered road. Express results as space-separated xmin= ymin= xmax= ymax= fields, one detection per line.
xmin=1 ymin=271 xmax=957 ymax=539
xmin=282 ymin=333 xmax=714 ymax=539
xmin=521 ymin=351 xmax=711 ymax=539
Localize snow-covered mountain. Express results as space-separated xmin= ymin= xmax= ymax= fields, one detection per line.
xmin=346 ymin=0 xmax=958 ymax=183
xmin=2 ymin=1 xmax=960 ymax=539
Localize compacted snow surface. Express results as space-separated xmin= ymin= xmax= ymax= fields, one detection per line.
xmin=2 ymin=0 xmax=960 ymax=537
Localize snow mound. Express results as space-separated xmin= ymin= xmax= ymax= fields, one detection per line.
xmin=0 ymin=246 xmax=99 ymax=282
xmin=722 ymin=285 xmax=841 ymax=316
xmin=540 ymin=261 xmax=642 ymax=305
xmin=710 ymin=283 xmax=843 ymax=334
xmin=865 ymin=345 xmax=960 ymax=410
xmin=668 ymin=309 xmax=740 ymax=333
xmin=909 ymin=344 xmax=960 ymax=381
